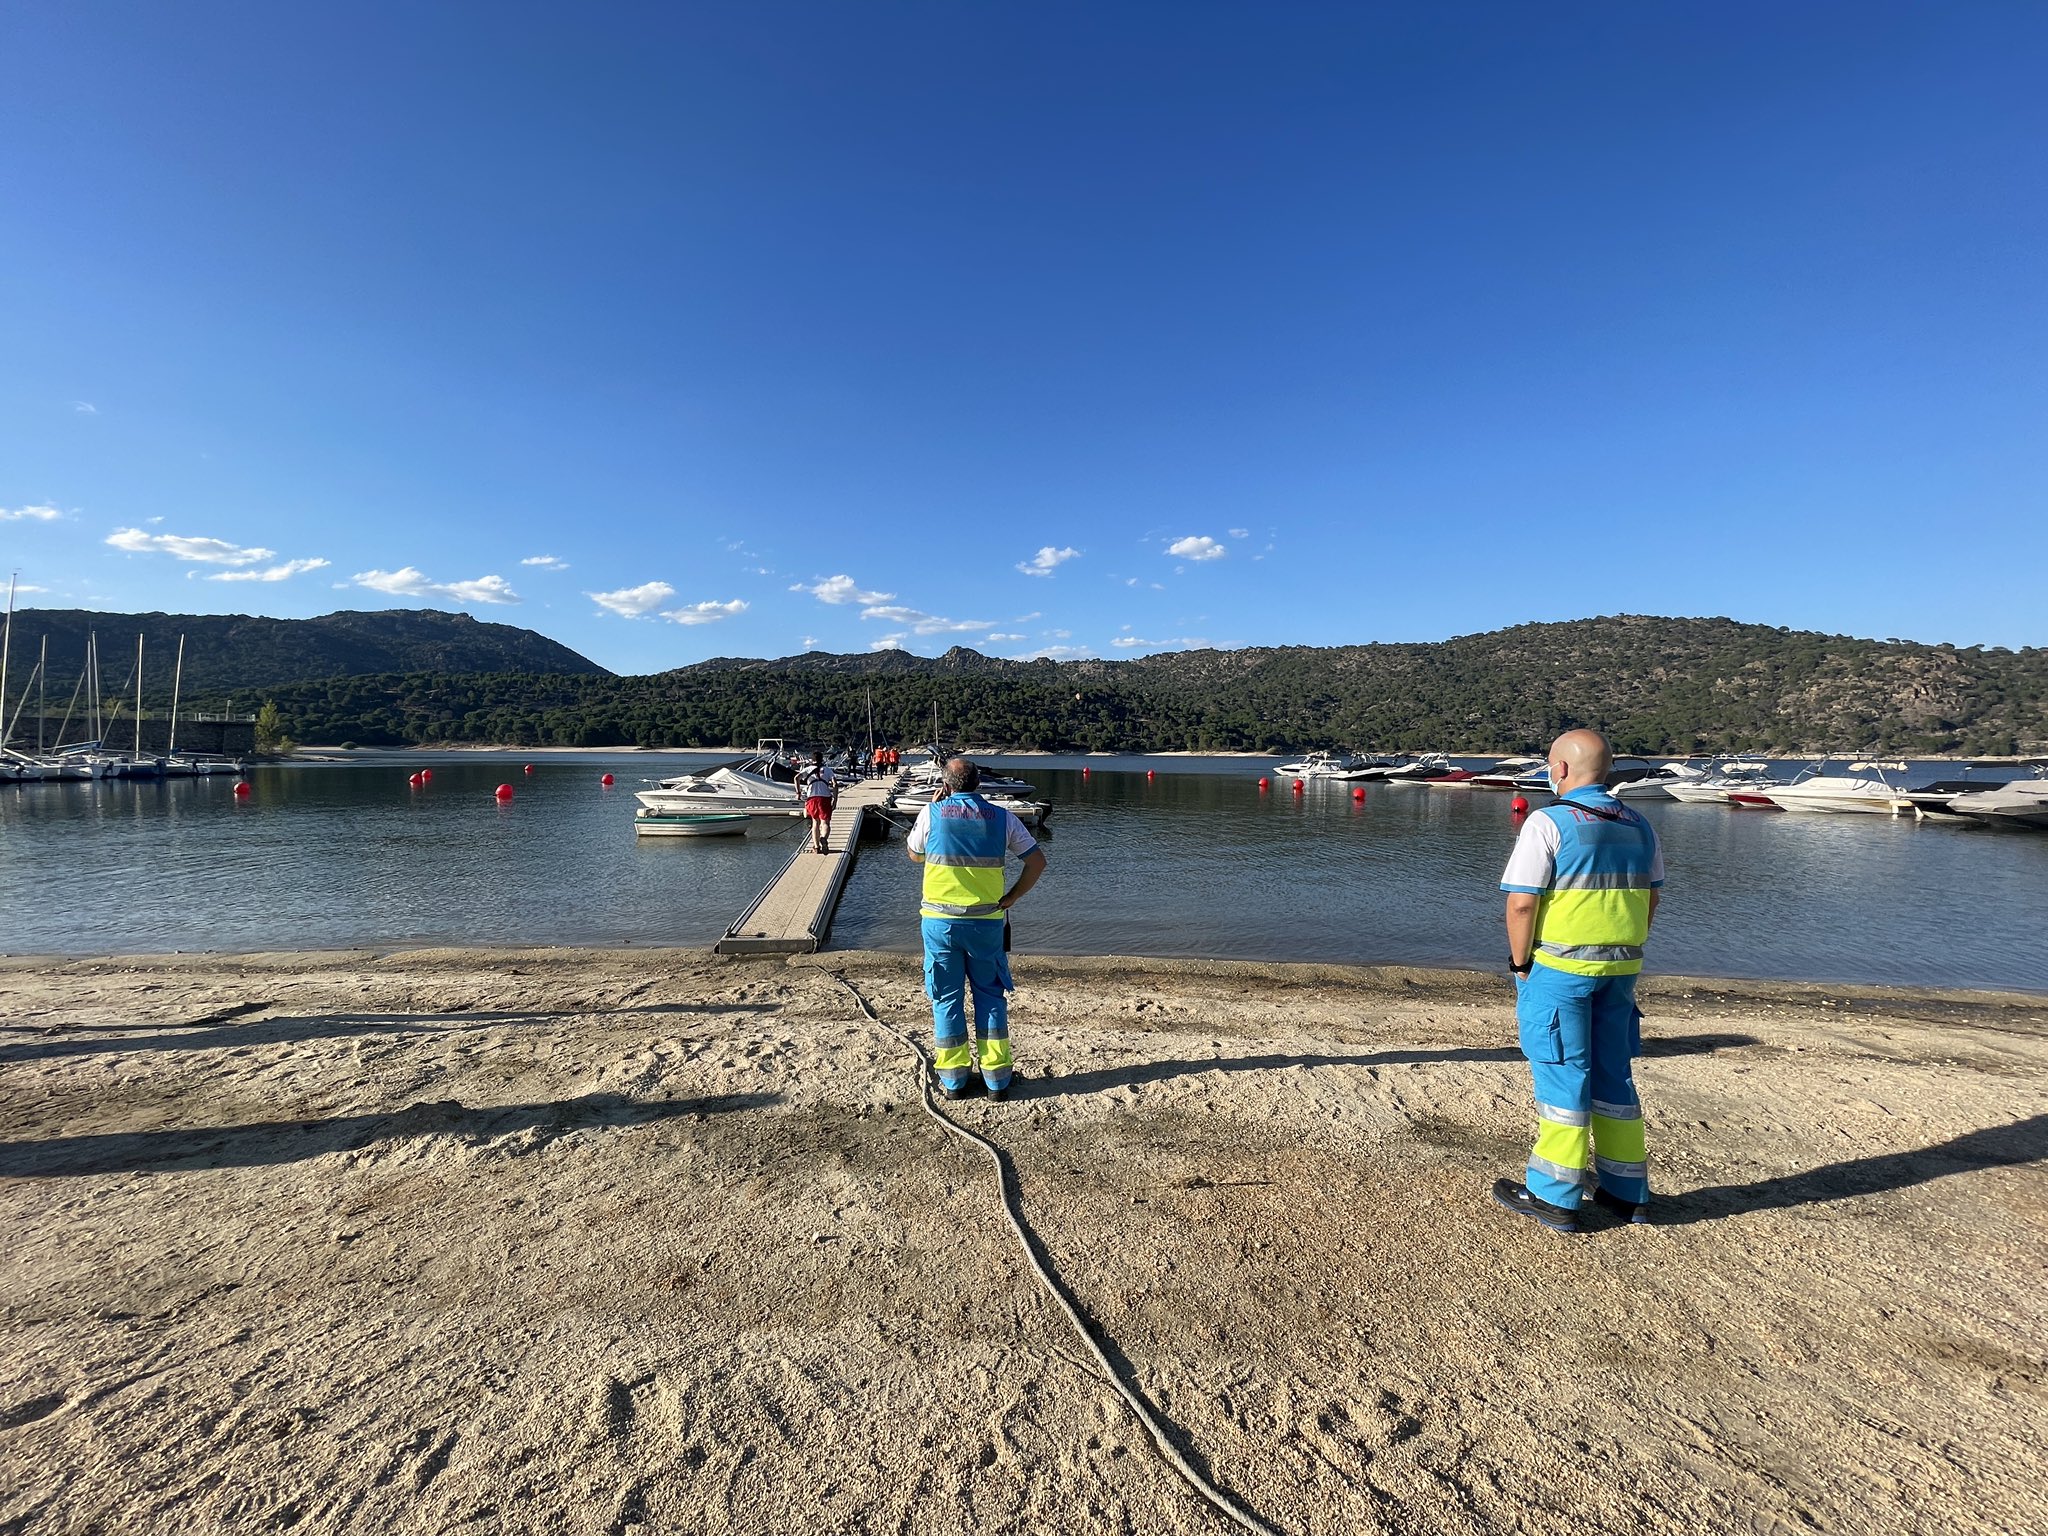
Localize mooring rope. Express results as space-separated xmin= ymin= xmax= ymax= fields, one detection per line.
xmin=822 ymin=968 xmax=1280 ymax=1536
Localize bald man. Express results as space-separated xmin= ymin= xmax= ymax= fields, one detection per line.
xmin=1495 ymin=729 xmax=1664 ymax=1234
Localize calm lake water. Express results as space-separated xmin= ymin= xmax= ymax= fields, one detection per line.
xmin=3 ymin=752 xmax=2044 ymax=992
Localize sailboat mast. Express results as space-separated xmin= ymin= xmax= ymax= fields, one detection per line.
xmin=38 ymin=635 xmax=46 ymax=754
xmin=88 ymin=631 xmax=99 ymax=740
xmin=0 ymin=574 xmax=14 ymax=750
xmin=135 ymin=633 xmax=145 ymax=758
xmin=168 ymin=634 xmax=185 ymax=759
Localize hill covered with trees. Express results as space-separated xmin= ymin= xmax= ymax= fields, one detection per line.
xmin=188 ymin=615 xmax=2047 ymax=757
xmin=11 ymin=608 xmax=609 ymax=696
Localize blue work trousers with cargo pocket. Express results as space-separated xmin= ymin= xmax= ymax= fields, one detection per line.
xmin=922 ymin=916 xmax=1014 ymax=1094
xmin=1515 ymin=965 xmax=1649 ymax=1210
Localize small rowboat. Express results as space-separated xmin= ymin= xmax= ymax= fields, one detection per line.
xmin=634 ymin=810 xmax=750 ymax=838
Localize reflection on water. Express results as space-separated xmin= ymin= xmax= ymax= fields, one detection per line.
xmin=0 ymin=753 xmax=798 ymax=954
xmin=4 ymin=753 xmax=2044 ymax=992
xmin=834 ymin=758 xmax=2048 ymax=992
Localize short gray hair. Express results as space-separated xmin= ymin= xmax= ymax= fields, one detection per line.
xmin=943 ymin=757 xmax=980 ymax=793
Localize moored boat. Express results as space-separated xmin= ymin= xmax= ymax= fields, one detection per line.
xmin=1467 ymin=756 xmax=1544 ymax=790
xmin=1944 ymin=769 xmax=2048 ymax=831
xmin=1760 ymin=762 xmax=1914 ymax=816
xmin=633 ymin=809 xmax=751 ymax=837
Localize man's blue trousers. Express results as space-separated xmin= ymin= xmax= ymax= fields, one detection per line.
xmin=922 ymin=916 xmax=1013 ymax=1093
xmin=1514 ymin=964 xmax=1650 ymax=1210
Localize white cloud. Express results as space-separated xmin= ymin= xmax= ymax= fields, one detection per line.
xmin=1167 ymin=535 xmax=1226 ymax=562
xmin=521 ymin=554 xmax=569 ymax=569
xmin=353 ymin=566 xmax=520 ymax=606
xmin=661 ymin=599 xmax=748 ymax=626
xmin=871 ymin=635 xmax=907 ymax=651
xmin=208 ymin=557 xmax=331 ymax=584
xmin=586 ymin=581 xmax=676 ymax=618
xmin=793 ymin=574 xmax=893 ymax=605
xmin=1016 ymin=545 xmax=1080 ymax=578
xmin=985 ymin=632 xmax=1027 ymax=644
xmin=1016 ymin=644 xmax=1096 ymax=661
xmin=1112 ymin=636 xmax=1152 ymax=648
xmin=1228 ymin=528 xmax=1249 ymax=539
xmin=800 ymin=634 xmax=820 ymax=650
xmin=13 ymin=583 xmax=48 ymax=594
xmin=1045 ymin=628 xmax=1072 ymax=639
xmin=860 ymin=604 xmax=991 ymax=635
xmin=1113 ymin=635 xmax=1206 ymax=652
xmin=107 ymin=527 xmax=273 ymax=565
xmin=2 ymin=504 xmax=64 ymax=523
xmin=74 ymin=402 xmax=97 ymax=415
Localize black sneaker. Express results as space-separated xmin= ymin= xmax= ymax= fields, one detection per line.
xmin=1491 ymin=1178 xmax=1581 ymax=1234
xmin=938 ymin=1077 xmax=984 ymax=1101
xmin=1591 ymin=1188 xmax=1651 ymax=1225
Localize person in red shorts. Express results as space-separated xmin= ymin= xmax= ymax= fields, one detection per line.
xmin=800 ymin=756 xmax=837 ymax=853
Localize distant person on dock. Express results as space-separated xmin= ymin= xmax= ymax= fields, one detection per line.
xmin=801 ymin=757 xmax=837 ymax=854
xmin=1496 ymin=728 xmax=1664 ymax=1234
xmin=906 ymin=757 xmax=1047 ymax=1102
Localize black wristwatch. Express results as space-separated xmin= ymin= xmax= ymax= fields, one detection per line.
xmin=1509 ymin=956 xmax=1534 ymax=977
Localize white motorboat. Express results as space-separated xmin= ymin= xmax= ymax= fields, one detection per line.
xmin=1467 ymin=756 xmax=1544 ymax=790
xmin=1274 ymin=750 xmax=1365 ymax=780
xmin=634 ymin=809 xmax=751 ymax=838
xmin=1760 ymin=762 xmax=1915 ymax=816
xmin=1612 ymin=763 xmax=1710 ymax=800
xmin=635 ymin=768 xmax=800 ymax=814
xmin=898 ymin=765 xmax=1040 ymax=798
xmin=1945 ymin=769 xmax=2048 ymax=831
xmin=1665 ymin=760 xmax=1785 ymax=803
xmin=655 ymin=740 xmax=803 ymax=792
xmin=888 ymin=789 xmax=1051 ymax=827
xmin=1378 ymin=753 xmax=1457 ymax=783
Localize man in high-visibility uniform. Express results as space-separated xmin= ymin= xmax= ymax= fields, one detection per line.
xmin=1497 ymin=729 xmax=1664 ymax=1233
xmin=906 ymin=758 xmax=1047 ymax=1101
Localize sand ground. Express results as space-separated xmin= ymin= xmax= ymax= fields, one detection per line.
xmin=2 ymin=949 xmax=2043 ymax=1536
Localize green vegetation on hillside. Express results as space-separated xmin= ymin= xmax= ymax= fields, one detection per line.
xmin=14 ymin=607 xmax=609 ymax=696
xmin=185 ymin=616 xmax=2046 ymax=756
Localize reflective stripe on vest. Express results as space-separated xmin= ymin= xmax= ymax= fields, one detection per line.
xmin=921 ymin=793 xmax=1009 ymax=921
xmin=1531 ymin=792 xmax=1658 ymax=977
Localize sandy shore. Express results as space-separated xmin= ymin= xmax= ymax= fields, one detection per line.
xmin=2 ymin=949 xmax=2043 ymax=1535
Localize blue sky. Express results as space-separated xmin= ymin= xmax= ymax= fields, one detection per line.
xmin=4 ymin=2 xmax=2044 ymax=673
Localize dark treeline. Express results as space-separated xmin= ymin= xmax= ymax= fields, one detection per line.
xmin=13 ymin=607 xmax=609 ymax=696
xmin=188 ymin=616 xmax=2047 ymax=757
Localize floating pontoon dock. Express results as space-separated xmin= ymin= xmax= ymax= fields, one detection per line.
xmin=715 ymin=775 xmax=901 ymax=954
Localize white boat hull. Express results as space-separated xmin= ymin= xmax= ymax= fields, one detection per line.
xmin=635 ymin=813 xmax=750 ymax=837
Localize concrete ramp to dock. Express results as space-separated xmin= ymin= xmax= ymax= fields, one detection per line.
xmin=716 ymin=776 xmax=900 ymax=954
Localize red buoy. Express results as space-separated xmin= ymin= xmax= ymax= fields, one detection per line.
xmin=600 ymin=772 xmax=615 ymax=786
xmin=523 ymin=763 xmax=535 ymax=775
xmin=1081 ymin=766 xmax=1090 ymax=777
xmin=232 ymin=780 xmax=251 ymax=797
xmin=1146 ymin=768 xmax=1156 ymax=779
xmin=1353 ymin=787 xmax=1366 ymax=802
xmin=495 ymin=784 xmax=514 ymax=800
xmin=1292 ymin=779 xmax=1304 ymax=795
xmin=421 ymin=768 xmax=433 ymax=782
xmin=409 ymin=771 xmax=423 ymax=787
xmin=1258 ymin=777 xmax=1269 ymax=790
xmin=1511 ymin=795 xmax=1529 ymax=814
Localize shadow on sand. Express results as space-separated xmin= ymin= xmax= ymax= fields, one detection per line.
xmin=0 ymin=1001 xmax=784 ymax=1065
xmin=1034 ymin=1032 xmax=1760 ymax=1099
xmin=0 ymin=1090 xmax=779 ymax=1179
xmin=1656 ymin=1112 xmax=2048 ymax=1226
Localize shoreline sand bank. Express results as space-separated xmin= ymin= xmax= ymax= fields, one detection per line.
xmin=4 ymin=947 xmax=2043 ymax=1533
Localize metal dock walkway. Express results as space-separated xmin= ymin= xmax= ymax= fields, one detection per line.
xmin=715 ymin=776 xmax=903 ymax=954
